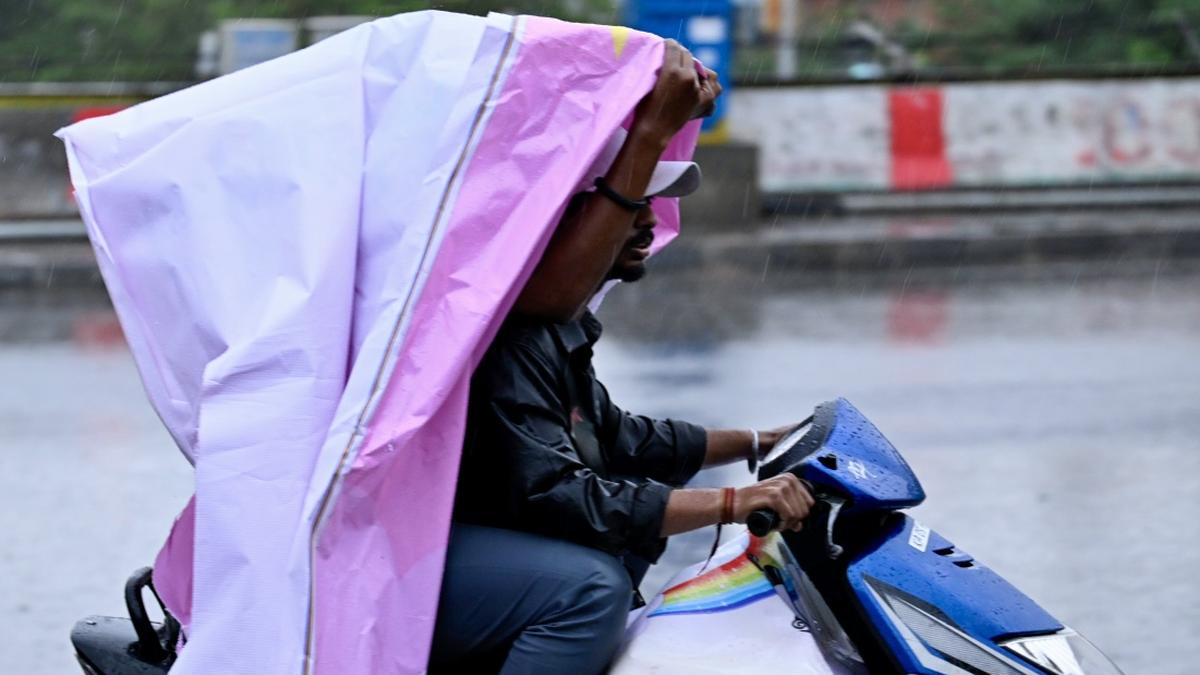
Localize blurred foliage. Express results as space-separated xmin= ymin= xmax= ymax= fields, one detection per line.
xmin=930 ymin=0 xmax=1200 ymax=71
xmin=5 ymin=0 xmax=1200 ymax=82
xmin=738 ymin=0 xmax=1200 ymax=81
xmin=0 ymin=0 xmax=616 ymax=81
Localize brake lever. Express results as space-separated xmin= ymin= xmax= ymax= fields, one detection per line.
xmin=802 ymin=478 xmax=847 ymax=560
xmin=822 ymin=496 xmax=846 ymax=560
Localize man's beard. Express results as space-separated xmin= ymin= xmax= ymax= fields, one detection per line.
xmin=610 ymin=263 xmax=647 ymax=283
xmin=608 ymin=230 xmax=653 ymax=282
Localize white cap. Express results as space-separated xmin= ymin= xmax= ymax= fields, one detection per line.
xmin=576 ymin=126 xmax=702 ymax=199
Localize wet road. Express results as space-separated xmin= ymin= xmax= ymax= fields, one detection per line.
xmin=2 ymin=261 xmax=1198 ymax=674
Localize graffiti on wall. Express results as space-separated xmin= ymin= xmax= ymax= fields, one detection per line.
xmin=731 ymin=78 xmax=1200 ymax=192
xmin=945 ymin=79 xmax=1200 ymax=185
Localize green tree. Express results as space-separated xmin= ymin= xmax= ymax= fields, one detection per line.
xmin=934 ymin=0 xmax=1200 ymax=70
xmin=0 ymin=0 xmax=616 ymax=82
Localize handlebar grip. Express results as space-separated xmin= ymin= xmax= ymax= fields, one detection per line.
xmin=746 ymin=508 xmax=780 ymax=537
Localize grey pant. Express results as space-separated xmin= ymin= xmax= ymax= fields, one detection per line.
xmin=428 ymin=524 xmax=633 ymax=675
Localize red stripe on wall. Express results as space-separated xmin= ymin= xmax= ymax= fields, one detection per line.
xmin=72 ymin=106 xmax=127 ymax=123
xmin=65 ymin=107 xmax=129 ymax=200
xmin=889 ymin=88 xmax=952 ymax=190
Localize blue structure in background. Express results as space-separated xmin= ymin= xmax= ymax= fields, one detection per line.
xmin=218 ymin=20 xmax=299 ymax=74
xmin=623 ymin=0 xmax=733 ymax=135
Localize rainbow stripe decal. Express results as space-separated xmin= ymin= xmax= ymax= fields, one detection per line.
xmin=648 ymin=535 xmax=782 ymax=617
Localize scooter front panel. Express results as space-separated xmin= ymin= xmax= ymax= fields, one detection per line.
xmin=844 ymin=515 xmax=1062 ymax=674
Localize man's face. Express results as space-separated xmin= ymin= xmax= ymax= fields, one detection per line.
xmin=607 ymin=204 xmax=657 ymax=283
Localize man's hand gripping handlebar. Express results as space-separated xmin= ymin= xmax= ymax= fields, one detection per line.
xmin=734 ymin=473 xmax=815 ymax=535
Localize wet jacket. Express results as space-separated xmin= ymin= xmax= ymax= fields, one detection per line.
xmin=453 ymin=311 xmax=708 ymax=562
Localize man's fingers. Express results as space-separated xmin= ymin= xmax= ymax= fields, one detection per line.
xmin=789 ymin=493 xmax=810 ymax=522
xmin=781 ymin=510 xmax=804 ymax=532
xmin=775 ymin=477 xmax=810 ymax=523
xmin=781 ymin=474 xmax=813 ymax=521
xmin=663 ymin=40 xmax=684 ymax=74
xmin=781 ymin=473 xmax=804 ymax=492
xmin=664 ymin=39 xmax=679 ymax=64
xmin=799 ymin=483 xmax=815 ymax=509
xmin=742 ymin=474 xmax=818 ymax=533
xmin=768 ymin=487 xmax=794 ymax=522
xmin=701 ymin=68 xmax=722 ymax=95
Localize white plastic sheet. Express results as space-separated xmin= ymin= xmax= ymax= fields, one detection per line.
xmin=59 ymin=11 xmax=699 ymax=674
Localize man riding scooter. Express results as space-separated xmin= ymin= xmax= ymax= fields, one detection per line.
xmin=429 ymin=40 xmax=817 ymax=674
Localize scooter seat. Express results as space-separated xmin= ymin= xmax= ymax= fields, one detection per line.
xmin=71 ymin=615 xmax=171 ymax=675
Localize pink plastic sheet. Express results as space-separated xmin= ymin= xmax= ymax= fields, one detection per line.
xmin=60 ymin=10 xmax=699 ymax=674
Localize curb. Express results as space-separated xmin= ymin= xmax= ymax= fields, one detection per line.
xmin=4 ymin=214 xmax=1200 ymax=289
xmin=672 ymin=228 xmax=1200 ymax=272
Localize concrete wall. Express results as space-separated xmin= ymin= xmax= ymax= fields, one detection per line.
xmin=730 ymin=77 xmax=1200 ymax=193
xmin=7 ymin=78 xmax=1200 ymax=221
xmin=680 ymin=142 xmax=759 ymax=230
xmin=0 ymin=107 xmax=78 ymax=218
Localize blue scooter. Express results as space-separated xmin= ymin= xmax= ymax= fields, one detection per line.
xmin=613 ymin=398 xmax=1125 ymax=675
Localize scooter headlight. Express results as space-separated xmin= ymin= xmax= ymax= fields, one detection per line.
xmin=879 ymin=588 xmax=1030 ymax=675
xmin=868 ymin=579 xmax=1123 ymax=675
xmin=1000 ymin=630 xmax=1125 ymax=675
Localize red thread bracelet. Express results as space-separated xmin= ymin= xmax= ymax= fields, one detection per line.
xmin=720 ymin=487 xmax=736 ymax=525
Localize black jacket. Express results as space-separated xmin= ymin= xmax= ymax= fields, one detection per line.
xmin=453 ymin=311 xmax=707 ymax=562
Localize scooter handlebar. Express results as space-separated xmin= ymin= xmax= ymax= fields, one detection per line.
xmin=746 ymin=508 xmax=780 ymax=537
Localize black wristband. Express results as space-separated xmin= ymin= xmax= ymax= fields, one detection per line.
xmin=593 ymin=176 xmax=650 ymax=212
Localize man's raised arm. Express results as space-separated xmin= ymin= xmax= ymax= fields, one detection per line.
xmin=515 ymin=41 xmax=721 ymax=321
